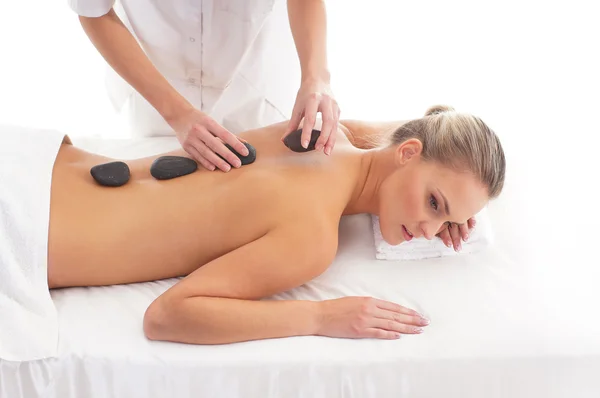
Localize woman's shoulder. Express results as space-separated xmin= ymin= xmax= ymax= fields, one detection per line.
xmin=272 ymin=196 xmax=340 ymax=262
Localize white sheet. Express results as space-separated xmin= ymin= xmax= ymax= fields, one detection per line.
xmin=1 ymin=136 xmax=599 ymax=398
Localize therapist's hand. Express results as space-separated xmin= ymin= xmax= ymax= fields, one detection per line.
xmin=168 ymin=107 xmax=249 ymax=172
xmin=436 ymin=217 xmax=476 ymax=252
xmin=282 ymin=78 xmax=340 ymax=155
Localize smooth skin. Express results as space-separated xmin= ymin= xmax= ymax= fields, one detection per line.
xmin=79 ymin=0 xmax=338 ymax=172
xmin=283 ymin=0 xmax=340 ymax=154
xmin=48 ymin=120 xmax=482 ymax=344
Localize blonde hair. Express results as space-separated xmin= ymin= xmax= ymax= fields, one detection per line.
xmin=388 ymin=105 xmax=505 ymax=198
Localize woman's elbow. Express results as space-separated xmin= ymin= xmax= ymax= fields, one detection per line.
xmin=143 ymin=296 xmax=179 ymax=341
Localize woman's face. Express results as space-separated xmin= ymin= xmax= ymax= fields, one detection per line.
xmin=378 ymin=140 xmax=489 ymax=245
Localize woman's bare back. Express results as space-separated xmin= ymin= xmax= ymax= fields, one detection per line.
xmin=47 ymin=122 xmax=358 ymax=288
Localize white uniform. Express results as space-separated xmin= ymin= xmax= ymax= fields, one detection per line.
xmin=69 ymin=0 xmax=300 ymax=137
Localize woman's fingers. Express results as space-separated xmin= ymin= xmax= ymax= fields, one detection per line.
xmin=363 ymin=328 xmax=401 ymax=340
xmin=459 ymin=222 xmax=470 ymax=242
xmin=361 ymin=310 xmax=430 ymax=340
xmin=318 ymin=296 xmax=429 ymax=341
xmin=438 ymin=226 xmax=452 ymax=248
xmin=374 ymin=308 xmax=430 ymax=327
xmin=468 ymin=217 xmax=476 ymax=230
xmin=449 ymin=222 xmax=462 ymax=252
xmin=439 ymin=218 xmax=475 ymax=250
xmin=369 ymin=318 xmax=425 ymax=335
xmin=373 ymin=298 xmax=422 ymax=317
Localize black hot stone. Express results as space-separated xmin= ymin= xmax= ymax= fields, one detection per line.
xmin=90 ymin=161 xmax=131 ymax=187
xmin=283 ymin=129 xmax=321 ymax=152
xmin=217 ymin=142 xmax=257 ymax=166
xmin=150 ymin=156 xmax=198 ymax=180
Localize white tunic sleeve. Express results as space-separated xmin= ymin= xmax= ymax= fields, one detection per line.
xmin=68 ymin=0 xmax=115 ymax=17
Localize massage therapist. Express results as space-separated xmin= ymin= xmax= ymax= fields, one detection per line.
xmin=69 ymin=0 xmax=340 ymax=171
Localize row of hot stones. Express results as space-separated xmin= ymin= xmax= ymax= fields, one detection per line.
xmin=90 ymin=129 xmax=321 ymax=187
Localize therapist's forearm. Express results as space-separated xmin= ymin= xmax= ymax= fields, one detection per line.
xmin=79 ymin=9 xmax=192 ymax=121
xmin=146 ymin=296 xmax=321 ymax=344
xmin=287 ymin=0 xmax=330 ymax=83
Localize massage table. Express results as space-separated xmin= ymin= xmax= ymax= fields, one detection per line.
xmin=1 ymin=136 xmax=598 ymax=398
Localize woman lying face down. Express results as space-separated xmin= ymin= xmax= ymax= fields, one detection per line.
xmin=46 ymin=105 xmax=505 ymax=344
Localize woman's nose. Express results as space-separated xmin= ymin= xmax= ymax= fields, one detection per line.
xmin=421 ymin=221 xmax=445 ymax=240
xmin=421 ymin=228 xmax=434 ymax=240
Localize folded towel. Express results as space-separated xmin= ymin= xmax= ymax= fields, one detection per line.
xmin=0 ymin=124 xmax=69 ymax=361
xmin=372 ymin=208 xmax=494 ymax=261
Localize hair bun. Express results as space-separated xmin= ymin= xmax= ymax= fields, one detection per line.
xmin=425 ymin=105 xmax=455 ymax=116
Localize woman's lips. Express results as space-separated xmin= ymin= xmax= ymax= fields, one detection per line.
xmin=402 ymin=225 xmax=414 ymax=241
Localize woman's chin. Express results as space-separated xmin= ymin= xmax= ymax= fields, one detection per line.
xmin=379 ymin=218 xmax=404 ymax=246
xmin=382 ymin=231 xmax=404 ymax=246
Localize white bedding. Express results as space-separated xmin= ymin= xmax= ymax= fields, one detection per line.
xmin=1 ymin=136 xmax=599 ymax=398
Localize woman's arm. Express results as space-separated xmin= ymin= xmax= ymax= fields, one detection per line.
xmin=143 ymin=222 xmax=429 ymax=344
xmin=338 ymin=120 xmax=408 ymax=150
xmin=143 ymin=225 xmax=337 ymax=344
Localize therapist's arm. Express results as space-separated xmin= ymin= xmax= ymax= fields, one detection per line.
xmin=287 ymin=0 xmax=329 ymax=84
xmin=285 ymin=0 xmax=340 ymax=155
xmin=78 ymin=9 xmax=190 ymax=122
xmin=78 ymin=9 xmax=247 ymax=171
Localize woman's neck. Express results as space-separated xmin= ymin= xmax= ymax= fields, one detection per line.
xmin=343 ymin=147 xmax=396 ymax=216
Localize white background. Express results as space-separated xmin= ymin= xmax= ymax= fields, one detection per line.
xmin=0 ymin=1 xmax=598 ymax=299
xmin=0 ymin=0 xmax=598 ymax=141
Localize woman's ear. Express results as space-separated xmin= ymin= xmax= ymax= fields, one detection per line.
xmin=395 ymin=138 xmax=423 ymax=165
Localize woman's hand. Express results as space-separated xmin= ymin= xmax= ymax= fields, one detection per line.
xmin=316 ymin=296 xmax=430 ymax=340
xmin=167 ymin=106 xmax=249 ymax=172
xmin=436 ymin=217 xmax=476 ymax=252
xmin=282 ymin=78 xmax=340 ymax=155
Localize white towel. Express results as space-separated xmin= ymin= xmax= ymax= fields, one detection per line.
xmin=372 ymin=208 xmax=494 ymax=261
xmin=0 ymin=124 xmax=69 ymax=361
